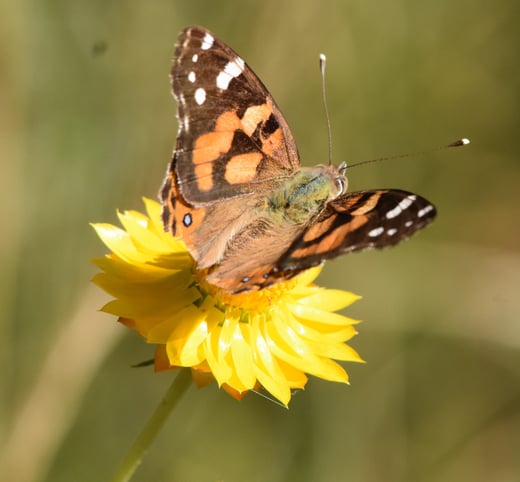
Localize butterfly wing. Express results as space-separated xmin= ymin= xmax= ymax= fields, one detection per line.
xmin=278 ymin=189 xmax=437 ymax=271
xmin=166 ymin=26 xmax=300 ymax=206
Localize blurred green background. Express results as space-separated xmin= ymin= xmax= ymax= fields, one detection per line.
xmin=1 ymin=1 xmax=519 ymax=481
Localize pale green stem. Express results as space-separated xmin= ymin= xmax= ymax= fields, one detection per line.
xmin=110 ymin=368 xmax=192 ymax=482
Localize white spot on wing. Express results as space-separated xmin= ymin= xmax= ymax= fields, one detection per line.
xmin=194 ymin=87 xmax=206 ymax=105
xmin=405 ymin=220 xmax=413 ymax=227
xmin=188 ymin=71 xmax=196 ymax=83
xmin=385 ymin=205 xmax=401 ymax=219
xmin=417 ymin=205 xmax=434 ymax=218
xmin=201 ymin=32 xmax=214 ymax=50
xmin=216 ymin=57 xmax=245 ymax=90
xmin=386 ymin=195 xmax=417 ymax=219
xmin=192 ymin=53 xmax=198 ymax=63
xmin=387 ymin=228 xmax=398 ymax=236
xmin=368 ymin=227 xmax=384 ymax=237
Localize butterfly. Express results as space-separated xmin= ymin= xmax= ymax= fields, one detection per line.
xmin=160 ymin=26 xmax=437 ymax=293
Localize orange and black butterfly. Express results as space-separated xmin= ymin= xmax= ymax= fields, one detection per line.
xmin=161 ymin=26 xmax=436 ymax=293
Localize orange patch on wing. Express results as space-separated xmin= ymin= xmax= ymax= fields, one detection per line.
xmin=224 ymin=152 xmax=263 ymax=184
xmin=192 ymin=110 xmax=242 ymax=166
xmin=294 ymin=216 xmax=369 ymax=258
xmin=261 ymin=127 xmax=283 ymax=158
xmin=302 ymin=215 xmax=337 ymax=242
xmin=194 ymin=163 xmax=214 ymax=191
xmin=215 ymin=110 xmax=242 ymax=131
xmin=317 ymin=216 xmax=368 ymax=253
xmin=241 ymin=99 xmax=284 ymax=159
xmin=241 ymin=102 xmax=272 ymax=136
xmin=350 ymin=192 xmax=382 ymax=215
xmin=193 ymin=131 xmax=234 ymax=165
xmin=175 ymin=204 xmax=205 ymax=260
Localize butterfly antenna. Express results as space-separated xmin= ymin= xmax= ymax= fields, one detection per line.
xmin=346 ymin=138 xmax=470 ymax=169
xmin=320 ymin=53 xmax=333 ymax=165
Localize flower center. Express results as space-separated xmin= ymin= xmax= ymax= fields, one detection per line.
xmin=195 ymin=268 xmax=302 ymax=313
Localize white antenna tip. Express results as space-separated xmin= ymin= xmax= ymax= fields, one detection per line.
xmin=448 ymin=138 xmax=471 ymax=148
xmin=319 ymin=53 xmax=326 ymax=73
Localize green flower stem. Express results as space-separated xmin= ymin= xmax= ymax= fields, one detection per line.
xmin=111 ymin=368 xmax=192 ymax=482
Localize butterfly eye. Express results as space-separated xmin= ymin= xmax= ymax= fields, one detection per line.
xmin=335 ymin=176 xmax=347 ymax=196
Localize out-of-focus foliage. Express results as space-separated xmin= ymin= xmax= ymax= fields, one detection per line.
xmin=1 ymin=1 xmax=518 ymax=481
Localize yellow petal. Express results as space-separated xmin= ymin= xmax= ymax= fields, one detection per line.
xmin=288 ymin=303 xmax=360 ymax=326
xmin=296 ymin=289 xmax=361 ymax=311
xmin=117 ymin=210 xmax=174 ymax=255
xmin=92 ymin=223 xmax=144 ymax=263
xmin=93 ymin=254 xmax=180 ymax=281
xmin=204 ymin=326 xmax=232 ymax=385
xmin=303 ymin=338 xmax=364 ymax=362
xmin=148 ymin=304 xmax=203 ymax=345
xmin=287 ymin=315 xmax=358 ymax=343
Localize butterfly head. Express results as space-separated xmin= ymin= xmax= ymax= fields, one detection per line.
xmin=336 ymin=161 xmax=348 ymax=194
xmin=309 ymin=163 xmax=349 ymax=201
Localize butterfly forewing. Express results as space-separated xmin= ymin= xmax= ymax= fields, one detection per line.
xmin=279 ymin=190 xmax=436 ymax=271
xmin=169 ymin=26 xmax=300 ymax=206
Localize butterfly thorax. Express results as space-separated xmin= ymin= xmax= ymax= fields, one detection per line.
xmin=265 ymin=165 xmax=347 ymax=225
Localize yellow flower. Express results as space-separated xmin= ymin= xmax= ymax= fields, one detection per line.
xmin=92 ymin=198 xmax=363 ymax=406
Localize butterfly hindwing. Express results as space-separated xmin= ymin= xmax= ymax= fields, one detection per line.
xmin=198 ymin=189 xmax=437 ymax=293
xmin=168 ymin=26 xmax=300 ymax=206
xmin=279 ymin=189 xmax=436 ymax=271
